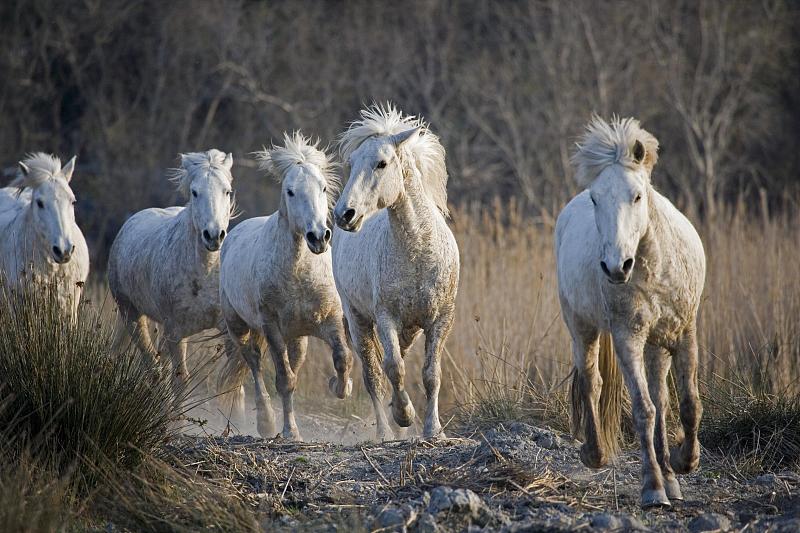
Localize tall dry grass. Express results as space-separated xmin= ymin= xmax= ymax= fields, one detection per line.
xmin=97 ymin=200 xmax=800 ymax=445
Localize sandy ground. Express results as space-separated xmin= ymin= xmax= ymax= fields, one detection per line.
xmin=173 ymin=398 xmax=800 ymax=532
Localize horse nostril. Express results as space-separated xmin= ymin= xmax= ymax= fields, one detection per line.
xmin=219 ymin=229 xmax=226 ymax=240
xmin=323 ymin=229 xmax=331 ymax=242
xmin=342 ymin=208 xmax=356 ymax=223
xmin=306 ymin=231 xmax=316 ymax=243
xmin=53 ymin=246 xmax=61 ymax=258
xmin=600 ymin=261 xmax=610 ymax=277
xmin=203 ymin=230 xmax=211 ymax=242
xmin=622 ymin=258 xmax=634 ymax=274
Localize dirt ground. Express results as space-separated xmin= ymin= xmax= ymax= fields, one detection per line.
xmin=173 ymin=406 xmax=800 ymax=532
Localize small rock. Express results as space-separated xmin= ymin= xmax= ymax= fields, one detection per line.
xmin=688 ymin=513 xmax=731 ymax=532
xmin=376 ymin=504 xmax=418 ymax=532
xmin=428 ymin=486 xmax=485 ymax=518
xmin=414 ymin=512 xmax=439 ymax=533
xmin=377 ymin=508 xmax=408 ymax=531
xmin=535 ymin=432 xmax=561 ymax=450
xmin=755 ymin=473 xmax=778 ymax=486
xmin=590 ymin=513 xmax=647 ymax=531
xmin=590 ymin=513 xmax=621 ymax=530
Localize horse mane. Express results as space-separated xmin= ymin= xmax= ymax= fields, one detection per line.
xmin=169 ymin=149 xmax=232 ymax=196
xmin=571 ymin=115 xmax=659 ymax=186
xmin=254 ymin=132 xmax=341 ymax=211
xmin=338 ymin=103 xmax=449 ymax=217
xmin=11 ymin=152 xmax=64 ymax=189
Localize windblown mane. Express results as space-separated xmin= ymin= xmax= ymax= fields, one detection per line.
xmin=254 ymin=132 xmax=341 ymax=211
xmin=169 ymin=149 xmax=232 ymax=196
xmin=11 ymin=152 xmax=65 ymax=189
xmin=339 ymin=103 xmax=449 ymax=217
xmin=571 ymin=115 xmax=659 ymax=186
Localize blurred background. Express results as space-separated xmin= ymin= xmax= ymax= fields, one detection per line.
xmin=1 ymin=0 xmax=797 ymax=263
xmin=1 ymin=0 xmax=798 ymax=426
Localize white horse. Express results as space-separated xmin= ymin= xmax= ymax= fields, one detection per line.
xmin=108 ymin=149 xmax=236 ymax=408
xmin=218 ymin=132 xmax=353 ymax=440
xmin=556 ymin=116 xmax=706 ymax=508
xmin=333 ymin=104 xmax=459 ymax=441
xmin=0 ymin=153 xmax=89 ymax=315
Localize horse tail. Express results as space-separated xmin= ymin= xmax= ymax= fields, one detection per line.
xmin=597 ymin=332 xmax=623 ymax=458
xmin=570 ymin=332 xmax=623 ymax=464
xmin=216 ymin=351 xmax=248 ymax=424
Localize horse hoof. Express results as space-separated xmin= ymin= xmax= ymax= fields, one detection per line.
xmin=281 ymin=428 xmax=303 ymax=441
xmin=670 ymin=445 xmax=700 ymax=474
xmin=641 ymin=488 xmax=671 ymax=509
xmin=376 ymin=427 xmax=395 ymax=442
xmin=391 ymin=394 xmax=415 ymax=427
xmin=256 ymin=411 xmax=277 ymax=439
xmin=328 ymin=376 xmax=353 ymax=399
xmin=664 ymin=476 xmax=683 ymax=501
xmin=579 ymin=443 xmax=607 ymax=468
xmin=424 ymin=428 xmax=447 ymax=441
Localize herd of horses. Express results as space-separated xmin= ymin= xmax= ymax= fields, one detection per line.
xmin=0 ymin=104 xmax=706 ymax=509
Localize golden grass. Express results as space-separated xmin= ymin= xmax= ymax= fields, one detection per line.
xmin=90 ymin=200 xmax=800 ymax=436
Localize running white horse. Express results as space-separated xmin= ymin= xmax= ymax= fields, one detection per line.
xmin=108 ymin=149 xmax=236 ymax=408
xmin=218 ymin=132 xmax=353 ymax=440
xmin=556 ymin=116 xmax=706 ymax=508
xmin=0 ymin=153 xmax=89 ymax=315
xmin=333 ymin=104 xmax=459 ymax=441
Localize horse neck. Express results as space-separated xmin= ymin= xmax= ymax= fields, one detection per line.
xmin=387 ymin=165 xmax=438 ymax=247
xmin=637 ymin=187 xmax=668 ymax=269
xmin=181 ymin=203 xmax=217 ymax=271
xmin=14 ymin=206 xmax=54 ymax=274
xmin=275 ymin=209 xmax=308 ymax=265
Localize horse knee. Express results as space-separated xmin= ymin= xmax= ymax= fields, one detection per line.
xmin=422 ymin=362 xmax=441 ymax=393
xmin=679 ymin=396 xmax=702 ymax=429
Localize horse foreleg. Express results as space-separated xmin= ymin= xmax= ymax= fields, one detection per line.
xmin=422 ymin=315 xmax=453 ymax=439
xmin=348 ymin=311 xmax=393 ymax=441
xmin=670 ymin=325 xmax=702 ymax=474
xmin=615 ymin=333 xmax=669 ymax=508
xmin=323 ymin=320 xmax=353 ymax=399
xmin=164 ymin=335 xmax=188 ymax=411
xmin=262 ymin=324 xmax=301 ymax=441
xmin=376 ymin=313 xmax=415 ymax=429
xmin=569 ymin=326 xmax=608 ymax=467
xmin=645 ymin=344 xmax=682 ymax=501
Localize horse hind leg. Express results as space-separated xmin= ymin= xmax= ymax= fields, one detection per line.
xmin=670 ymin=325 xmax=702 ymax=475
xmin=645 ymin=344 xmax=682 ymax=501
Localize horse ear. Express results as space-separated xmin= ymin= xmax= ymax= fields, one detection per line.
xmin=391 ymin=127 xmax=420 ymax=148
xmin=632 ymin=140 xmax=645 ymax=164
xmin=18 ymin=161 xmax=30 ymax=176
xmin=223 ymin=152 xmax=234 ymax=173
xmin=62 ymin=156 xmax=77 ymax=182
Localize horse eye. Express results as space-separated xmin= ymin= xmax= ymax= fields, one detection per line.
xmin=36 ymin=199 xmax=44 ymax=209
xmin=634 ymin=194 xmax=642 ymax=203
xmin=590 ymin=196 xmax=596 ymax=206
xmin=191 ymin=190 xmax=198 ymax=198
xmin=376 ymin=160 xmax=387 ymax=169
xmin=322 ymin=187 xmax=327 ymax=193
xmin=226 ymin=190 xmax=232 ymax=196
xmin=287 ymin=189 xmax=294 ymax=197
